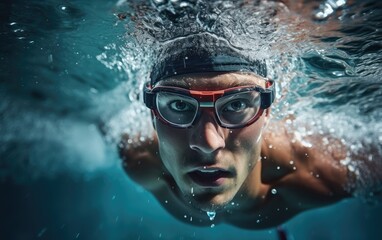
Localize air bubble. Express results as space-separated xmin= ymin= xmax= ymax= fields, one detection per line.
xmin=206 ymin=211 xmax=216 ymax=221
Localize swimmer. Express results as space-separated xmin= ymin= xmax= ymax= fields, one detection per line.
xmin=119 ymin=44 xmax=379 ymax=230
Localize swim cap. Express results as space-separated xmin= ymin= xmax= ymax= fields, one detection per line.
xmin=150 ymin=34 xmax=267 ymax=85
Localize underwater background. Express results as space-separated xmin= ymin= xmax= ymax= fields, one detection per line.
xmin=1 ymin=0 xmax=382 ymax=239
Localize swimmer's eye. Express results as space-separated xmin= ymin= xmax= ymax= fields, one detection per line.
xmin=169 ymin=100 xmax=195 ymax=112
xmin=222 ymin=99 xmax=251 ymax=113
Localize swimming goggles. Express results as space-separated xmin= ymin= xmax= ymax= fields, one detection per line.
xmin=143 ymin=80 xmax=275 ymax=129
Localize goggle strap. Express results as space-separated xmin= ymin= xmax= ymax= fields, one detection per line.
xmin=260 ymin=91 xmax=273 ymax=109
xmin=143 ymin=84 xmax=155 ymax=109
xmin=261 ymin=80 xmax=275 ymax=109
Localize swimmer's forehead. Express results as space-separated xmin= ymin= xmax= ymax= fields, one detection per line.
xmin=155 ymin=72 xmax=266 ymax=90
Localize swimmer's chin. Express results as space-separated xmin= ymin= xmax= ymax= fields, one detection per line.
xmin=185 ymin=193 xmax=233 ymax=212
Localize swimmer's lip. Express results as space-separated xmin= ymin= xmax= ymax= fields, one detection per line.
xmin=187 ymin=167 xmax=234 ymax=187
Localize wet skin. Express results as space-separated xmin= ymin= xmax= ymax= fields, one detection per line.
xmin=120 ymin=72 xmax=351 ymax=229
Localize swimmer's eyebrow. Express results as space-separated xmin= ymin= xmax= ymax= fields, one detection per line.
xmin=157 ymin=80 xmax=189 ymax=88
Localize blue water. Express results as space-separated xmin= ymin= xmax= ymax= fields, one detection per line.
xmin=1 ymin=0 xmax=382 ymax=239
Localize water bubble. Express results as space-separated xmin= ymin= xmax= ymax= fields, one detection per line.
xmin=271 ymin=188 xmax=277 ymax=195
xmin=206 ymin=211 xmax=216 ymax=221
xmin=276 ymin=166 xmax=280 ymax=170
xmin=289 ymin=160 xmax=294 ymax=165
xmin=90 ymin=88 xmax=98 ymax=94
xmin=210 ymin=224 xmax=215 ymax=228
xmin=37 ymin=228 xmax=47 ymax=238
xmin=153 ymin=0 xmax=166 ymax=4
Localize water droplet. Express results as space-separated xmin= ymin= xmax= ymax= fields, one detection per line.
xmin=206 ymin=211 xmax=216 ymax=221
xmin=271 ymin=188 xmax=277 ymax=195
xmin=184 ymin=215 xmax=187 ymax=218
xmin=276 ymin=166 xmax=280 ymax=170
xmin=210 ymin=224 xmax=215 ymax=228
xmin=289 ymin=160 xmax=294 ymax=165
xmin=256 ymin=219 xmax=260 ymax=223
xmin=268 ymin=144 xmax=273 ymax=149
xmin=191 ymin=187 xmax=193 ymax=194
xmin=165 ymin=200 xmax=168 ymax=204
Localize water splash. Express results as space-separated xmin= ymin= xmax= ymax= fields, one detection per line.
xmin=314 ymin=0 xmax=347 ymax=20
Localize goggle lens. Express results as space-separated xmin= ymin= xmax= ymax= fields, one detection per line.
xmin=156 ymin=90 xmax=261 ymax=128
xmin=215 ymin=91 xmax=261 ymax=128
xmin=156 ymin=92 xmax=198 ymax=127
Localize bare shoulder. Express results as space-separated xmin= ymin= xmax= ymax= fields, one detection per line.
xmin=261 ymin=120 xmax=351 ymax=202
xmin=119 ymin=133 xmax=167 ymax=190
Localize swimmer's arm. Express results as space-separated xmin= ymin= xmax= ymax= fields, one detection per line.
xmin=261 ymin=121 xmax=351 ymax=207
xmin=119 ymin=133 xmax=167 ymax=190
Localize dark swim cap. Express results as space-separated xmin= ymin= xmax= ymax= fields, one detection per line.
xmin=150 ymin=34 xmax=267 ymax=85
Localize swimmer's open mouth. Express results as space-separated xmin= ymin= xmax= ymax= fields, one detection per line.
xmin=188 ymin=168 xmax=234 ymax=187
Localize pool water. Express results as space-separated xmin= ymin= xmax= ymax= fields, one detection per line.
xmin=1 ymin=0 xmax=381 ymax=239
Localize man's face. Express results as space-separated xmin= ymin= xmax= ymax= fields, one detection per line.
xmin=153 ymin=72 xmax=269 ymax=211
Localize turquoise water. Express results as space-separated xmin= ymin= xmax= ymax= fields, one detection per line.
xmin=1 ymin=0 xmax=382 ymax=239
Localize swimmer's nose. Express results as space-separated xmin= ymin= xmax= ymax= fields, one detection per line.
xmin=189 ymin=110 xmax=225 ymax=154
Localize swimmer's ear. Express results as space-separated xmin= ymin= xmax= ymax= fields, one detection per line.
xmin=265 ymin=108 xmax=271 ymax=117
xmin=263 ymin=108 xmax=271 ymax=128
xmin=151 ymin=111 xmax=157 ymax=130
